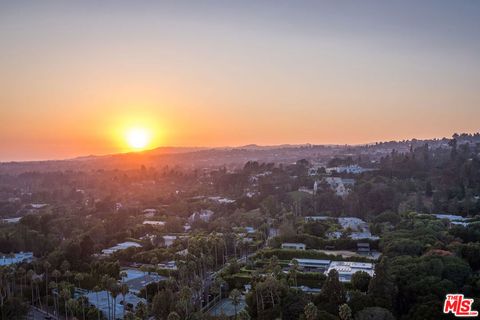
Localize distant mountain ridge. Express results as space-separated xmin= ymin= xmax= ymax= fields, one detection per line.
xmin=1 ymin=132 xmax=479 ymax=174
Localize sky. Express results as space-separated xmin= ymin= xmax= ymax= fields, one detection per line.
xmin=1 ymin=0 xmax=479 ymax=161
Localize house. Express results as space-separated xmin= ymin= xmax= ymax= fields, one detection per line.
xmin=158 ymin=261 xmax=177 ymax=270
xmin=175 ymin=248 xmax=189 ymax=256
xmin=293 ymin=286 xmax=322 ymax=294
xmin=142 ymin=220 xmax=166 ymax=227
xmin=326 ymin=165 xmax=373 ymax=175
xmin=121 ymin=269 xmax=166 ymax=294
xmin=326 ymin=261 xmax=375 ymax=282
xmin=143 ymin=208 xmax=157 ymax=217
xmin=298 ymin=187 xmax=314 ymax=194
xmin=30 ymin=203 xmax=48 ymax=209
xmin=350 ymin=232 xmax=380 ymax=240
xmin=357 ymin=243 xmax=370 ymax=253
xmin=316 ymin=178 xmax=355 ymax=198
xmin=291 ymin=258 xmax=331 ymax=272
xmin=102 ymin=242 xmax=142 ymax=256
xmin=2 ymin=217 xmax=22 ymax=224
xmin=189 ymin=209 xmax=214 ymax=223
xmin=281 ymin=243 xmax=306 ymax=250
xmin=0 ymin=252 xmax=34 ymax=266
xmin=82 ymin=290 xmax=144 ymax=320
xmin=162 ymin=235 xmax=177 ymax=247
xmin=304 ymin=216 xmax=331 ymax=222
xmin=244 ymin=226 xmax=256 ymax=234
xmin=434 ymin=214 xmax=470 ymax=226
xmin=208 ymin=196 xmax=235 ymax=204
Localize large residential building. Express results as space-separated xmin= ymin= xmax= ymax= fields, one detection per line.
xmin=102 ymin=241 xmax=142 ymax=256
xmin=326 ymin=165 xmax=373 ymax=174
xmin=121 ymin=269 xmax=166 ymax=294
xmin=314 ymin=178 xmax=355 ymax=198
xmin=326 ymin=261 xmax=375 ymax=282
xmin=291 ymin=258 xmax=375 ymax=282
xmin=291 ymin=258 xmax=331 ymax=272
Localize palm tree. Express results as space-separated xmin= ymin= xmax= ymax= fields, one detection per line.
xmin=73 ymin=273 xmax=86 ymax=320
xmin=211 ymin=276 xmax=225 ymax=302
xmin=52 ymin=269 xmax=61 ymax=284
xmin=17 ymin=266 xmax=25 ymax=298
xmin=64 ymin=270 xmax=73 ymax=282
xmin=139 ymin=264 xmax=151 ymax=314
xmin=120 ymin=283 xmax=129 ymax=319
xmin=49 ymin=281 xmax=59 ymax=318
xmin=74 ymin=272 xmax=84 ymax=288
xmin=44 ymin=261 xmax=51 ymax=310
xmin=177 ymin=286 xmax=192 ymax=317
xmin=92 ymin=285 xmax=101 ymax=320
xmin=109 ymin=282 xmax=120 ymax=320
xmin=33 ymin=275 xmax=43 ymax=309
xmin=27 ymin=269 xmax=35 ymax=305
xmin=60 ymin=288 xmax=71 ymax=320
xmin=289 ymin=259 xmax=299 ymax=287
xmin=229 ymin=289 xmax=242 ymax=319
xmin=101 ymin=275 xmax=114 ymax=320
xmin=66 ymin=298 xmax=77 ymax=319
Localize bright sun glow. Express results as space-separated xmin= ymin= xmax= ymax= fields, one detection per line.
xmin=125 ymin=128 xmax=151 ymax=150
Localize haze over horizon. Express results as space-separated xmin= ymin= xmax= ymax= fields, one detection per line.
xmin=1 ymin=0 xmax=479 ymax=161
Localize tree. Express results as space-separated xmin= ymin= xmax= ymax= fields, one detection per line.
xmin=211 ymin=276 xmax=225 ymax=301
xmin=238 ymin=309 xmax=251 ymax=320
xmin=367 ymin=259 xmax=397 ymax=310
xmin=60 ymin=288 xmax=71 ymax=320
xmin=120 ymin=283 xmax=129 ymax=319
xmin=288 ymin=259 xmax=299 ymax=287
xmin=152 ymin=289 xmax=175 ymax=319
xmin=92 ymin=285 xmax=101 ymax=320
xmin=321 ymin=269 xmax=346 ymax=312
xmin=339 ymin=303 xmax=352 ymax=320
xmin=43 ymin=261 xmax=51 ymax=310
xmin=167 ymin=311 xmax=181 ymax=320
xmin=304 ymin=302 xmax=318 ymax=320
xmin=177 ymin=286 xmax=192 ymax=317
xmin=351 ymin=271 xmax=371 ymax=292
xmin=135 ymin=301 xmax=147 ymax=320
xmin=229 ymin=289 xmax=242 ymax=319
xmin=0 ymin=297 xmax=29 ymax=320
xmin=109 ymin=283 xmax=120 ymax=320
xmin=355 ymin=307 xmax=395 ymax=320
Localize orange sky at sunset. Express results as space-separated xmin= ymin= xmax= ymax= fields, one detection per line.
xmin=1 ymin=1 xmax=479 ymax=161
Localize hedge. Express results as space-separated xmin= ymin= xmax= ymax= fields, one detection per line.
xmin=257 ymin=249 xmax=373 ymax=263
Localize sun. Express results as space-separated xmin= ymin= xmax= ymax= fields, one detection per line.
xmin=125 ymin=128 xmax=151 ymax=150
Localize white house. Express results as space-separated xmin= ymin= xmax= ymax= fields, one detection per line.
xmin=326 ymin=261 xmax=375 ymax=282
xmin=143 ymin=220 xmax=166 ymax=227
xmin=281 ymin=243 xmax=306 ymax=250
xmin=326 ymin=165 xmax=372 ymax=175
xmin=102 ymin=242 xmax=142 ymax=256
xmin=189 ymin=209 xmax=214 ymax=223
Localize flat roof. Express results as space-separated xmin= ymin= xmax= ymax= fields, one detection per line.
xmin=293 ymin=258 xmax=331 ymax=265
